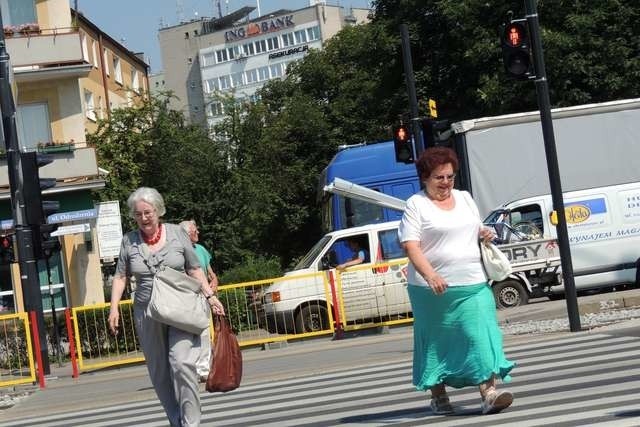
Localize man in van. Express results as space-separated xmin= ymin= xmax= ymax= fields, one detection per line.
xmin=336 ymin=238 xmax=369 ymax=271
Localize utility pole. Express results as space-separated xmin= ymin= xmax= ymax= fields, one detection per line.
xmin=524 ymin=0 xmax=581 ymax=332
xmin=0 ymin=12 xmax=51 ymax=372
xmin=399 ymin=24 xmax=423 ymax=159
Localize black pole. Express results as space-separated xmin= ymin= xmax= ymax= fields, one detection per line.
xmin=0 ymin=12 xmax=51 ymax=370
xmin=399 ymin=24 xmax=423 ymax=159
xmin=525 ymin=0 xmax=581 ymax=332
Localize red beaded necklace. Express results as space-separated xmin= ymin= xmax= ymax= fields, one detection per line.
xmin=142 ymin=223 xmax=163 ymax=245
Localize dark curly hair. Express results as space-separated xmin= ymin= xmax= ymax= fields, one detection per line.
xmin=415 ymin=147 xmax=459 ymax=182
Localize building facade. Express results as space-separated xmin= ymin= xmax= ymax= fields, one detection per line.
xmin=0 ymin=0 xmax=149 ymax=314
xmin=158 ymin=2 xmax=369 ymax=128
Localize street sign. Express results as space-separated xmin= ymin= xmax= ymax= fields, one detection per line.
xmin=47 ymin=208 xmax=97 ymax=224
xmin=50 ymin=223 xmax=90 ymax=237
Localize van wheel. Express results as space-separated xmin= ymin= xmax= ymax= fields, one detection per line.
xmin=493 ymin=280 xmax=529 ymax=309
xmin=295 ymin=304 xmax=329 ymax=333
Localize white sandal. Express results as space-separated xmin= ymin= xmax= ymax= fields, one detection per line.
xmin=430 ymin=395 xmax=454 ymax=415
xmin=481 ymin=389 xmax=513 ymax=414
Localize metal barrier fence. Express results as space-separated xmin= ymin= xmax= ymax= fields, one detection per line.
xmin=0 ymin=312 xmax=36 ymax=388
xmin=4 ymin=260 xmax=413 ymax=375
xmin=72 ymin=301 xmax=144 ymax=371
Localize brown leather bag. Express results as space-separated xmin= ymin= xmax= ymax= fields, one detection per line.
xmin=206 ymin=315 xmax=242 ymax=392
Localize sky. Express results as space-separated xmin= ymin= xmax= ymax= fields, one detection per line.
xmin=71 ymin=0 xmax=373 ymax=73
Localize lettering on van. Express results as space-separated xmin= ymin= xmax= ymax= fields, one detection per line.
xmin=569 ymin=231 xmax=612 ymax=244
xmin=501 ymin=243 xmax=545 ymax=262
xmin=617 ymin=227 xmax=640 ymax=237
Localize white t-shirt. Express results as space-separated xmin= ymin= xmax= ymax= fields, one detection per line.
xmin=398 ymin=189 xmax=486 ymax=287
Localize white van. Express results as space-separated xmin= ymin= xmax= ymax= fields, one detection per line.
xmin=257 ymin=221 xmax=409 ymax=334
xmin=484 ymin=181 xmax=640 ymax=297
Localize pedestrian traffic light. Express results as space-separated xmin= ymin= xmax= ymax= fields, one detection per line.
xmin=422 ymin=118 xmax=451 ymax=149
xmin=0 ymin=235 xmax=14 ymax=264
xmin=20 ymin=151 xmax=60 ymax=226
xmin=501 ymin=21 xmax=533 ymax=80
xmin=35 ymin=224 xmax=61 ymax=259
xmin=393 ymin=124 xmax=413 ymax=164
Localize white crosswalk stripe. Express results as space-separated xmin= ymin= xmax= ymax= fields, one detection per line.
xmin=3 ymin=331 xmax=640 ymax=426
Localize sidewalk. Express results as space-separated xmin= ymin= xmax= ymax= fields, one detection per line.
xmin=2 ymin=287 xmax=640 ymax=422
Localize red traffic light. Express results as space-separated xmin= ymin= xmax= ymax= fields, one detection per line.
xmin=1 ymin=236 xmax=10 ymax=248
xmin=504 ymin=23 xmax=526 ymax=48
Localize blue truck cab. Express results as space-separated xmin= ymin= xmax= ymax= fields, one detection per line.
xmin=319 ymin=141 xmax=420 ymax=233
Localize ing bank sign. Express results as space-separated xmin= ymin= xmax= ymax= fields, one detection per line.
xmin=224 ymin=15 xmax=295 ymax=42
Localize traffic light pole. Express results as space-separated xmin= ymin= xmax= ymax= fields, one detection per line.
xmin=0 ymin=14 xmax=51 ymax=372
xmin=399 ymin=24 xmax=423 ymax=159
xmin=525 ymin=0 xmax=581 ymax=332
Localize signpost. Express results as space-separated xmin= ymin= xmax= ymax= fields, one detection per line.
xmin=95 ymin=202 xmax=123 ymax=260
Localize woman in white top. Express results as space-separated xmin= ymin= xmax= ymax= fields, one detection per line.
xmin=398 ymin=147 xmax=515 ymax=416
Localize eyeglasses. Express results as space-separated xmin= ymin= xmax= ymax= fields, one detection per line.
xmin=134 ymin=210 xmax=155 ymax=219
xmin=430 ymin=173 xmax=456 ymax=182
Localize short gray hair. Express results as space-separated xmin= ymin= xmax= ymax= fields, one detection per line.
xmin=179 ymin=220 xmax=195 ymax=234
xmin=127 ymin=187 xmax=166 ymax=218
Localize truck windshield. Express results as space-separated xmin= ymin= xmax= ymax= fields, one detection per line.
xmin=293 ymin=235 xmax=332 ymax=270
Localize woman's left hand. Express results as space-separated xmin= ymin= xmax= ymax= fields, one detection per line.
xmin=208 ymin=295 xmax=225 ymax=315
xmin=479 ymin=226 xmax=495 ymax=244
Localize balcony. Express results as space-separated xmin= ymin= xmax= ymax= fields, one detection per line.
xmin=4 ymin=28 xmax=91 ymax=81
xmin=0 ymin=145 xmax=100 ymax=190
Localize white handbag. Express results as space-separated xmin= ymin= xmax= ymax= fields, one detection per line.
xmin=146 ymin=265 xmax=210 ymax=334
xmin=480 ymin=242 xmax=512 ymax=281
xmin=140 ymin=242 xmax=210 ymax=335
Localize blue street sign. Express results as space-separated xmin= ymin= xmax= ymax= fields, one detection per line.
xmin=47 ymin=208 xmax=97 ymax=224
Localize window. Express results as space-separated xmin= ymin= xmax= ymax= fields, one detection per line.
xmin=205 ymin=78 xmax=218 ymax=93
xmin=245 ymin=69 xmax=258 ymax=84
xmin=378 ymin=229 xmax=404 ymax=260
xmin=16 ymin=103 xmax=51 ymax=150
xmin=341 ymin=197 xmax=384 ymax=228
xmin=84 ymin=90 xmax=96 ymax=121
xmin=91 ymin=40 xmax=99 ymax=68
xmin=307 ymin=26 xmax=321 ymax=41
xmin=294 ymin=29 xmax=307 ymax=44
xmin=81 ymin=33 xmax=89 ymax=62
xmin=267 ymin=36 xmax=279 ymax=51
xmin=243 ymin=42 xmax=255 ymax=56
xmin=202 ymin=52 xmax=216 ymax=67
xmin=269 ymin=63 xmax=283 ymax=78
xmin=131 ymin=69 xmax=140 ymax=93
xmin=255 ymin=39 xmax=267 ymax=53
xmin=0 ymin=0 xmax=36 ymax=26
xmin=231 ymin=72 xmax=243 ymax=87
xmin=209 ymin=102 xmax=223 ymax=116
xmin=282 ymin=32 xmax=294 ymax=47
xmin=229 ymin=45 xmax=241 ymax=59
xmin=257 ymin=66 xmax=269 ymax=81
xmin=218 ymin=75 xmax=231 ymax=90
xmin=103 ymin=48 xmax=110 ymax=75
xmin=113 ymin=56 xmax=122 ymax=84
xmin=215 ymin=49 xmax=228 ymax=63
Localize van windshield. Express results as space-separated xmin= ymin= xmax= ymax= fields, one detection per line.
xmin=293 ymin=235 xmax=332 ymax=270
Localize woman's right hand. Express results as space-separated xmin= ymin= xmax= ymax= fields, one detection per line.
xmin=108 ymin=308 xmax=120 ymax=335
xmin=208 ymin=296 xmax=225 ymax=316
xmin=426 ymin=273 xmax=448 ymax=295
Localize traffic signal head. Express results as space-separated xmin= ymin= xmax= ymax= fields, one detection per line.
xmin=0 ymin=235 xmax=15 ymax=264
xmin=501 ymin=21 xmax=533 ymax=79
xmin=34 ymin=223 xmax=61 ymax=259
xmin=20 ymin=151 xmax=60 ymax=226
xmin=393 ymin=124 xmax=413 ymax=164
xmin=422 ymin=119 xmax=451 ymax=149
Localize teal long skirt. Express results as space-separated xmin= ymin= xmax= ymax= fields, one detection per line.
xmin=408 ymin=283 xmax=514 ymax=390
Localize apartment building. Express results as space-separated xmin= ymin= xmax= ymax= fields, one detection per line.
xmin=0 ymin=0 xmax=149 ymax=314
xmin=158 ymin=1 xmax=369 ymax=128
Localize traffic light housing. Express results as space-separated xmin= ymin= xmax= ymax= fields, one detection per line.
xmin=0 ymin=235 xmax=15 ymax=264
xmin=501 ymin=21 xmax=533 ymax=80
xmin=422 ymin=118 xmax=451 ymax=149
xmin=393 ymin=124 xmax=413 ymax=164
xmin=35 ymin=223 xmax=61 ymax=260
xmin=20 ymin=151 xmax=60 ymax=226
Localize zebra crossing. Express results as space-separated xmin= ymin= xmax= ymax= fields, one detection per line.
xmin=3 ymin=330 xmax=640 ymax=426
